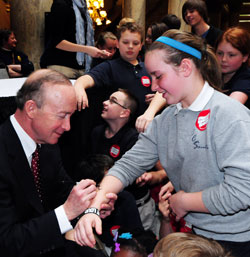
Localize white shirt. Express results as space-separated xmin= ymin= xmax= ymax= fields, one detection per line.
xmin=10 ymin=115 xmax=72 ymax=234
xmin=175 ymin=81 xmax=214 ymax=114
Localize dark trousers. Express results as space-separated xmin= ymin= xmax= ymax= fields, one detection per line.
xmin=217 ymin=240 xmax=250 ymax=257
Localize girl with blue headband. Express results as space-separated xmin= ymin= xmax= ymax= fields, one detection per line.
xmin=73 ymin=30 xmax=250 ymax=257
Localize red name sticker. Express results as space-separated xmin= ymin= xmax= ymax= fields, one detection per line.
xmin=110 ymin=225 xmax=120 ymax=237
xmin=195 ymin=110 xmax=210 ymax=131
xmin=141 ymin=76 xmax=151 ymax=87
xmin=110 ymin=145 xmax=120 ymax=158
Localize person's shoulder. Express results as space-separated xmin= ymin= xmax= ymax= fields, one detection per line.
xmin=207 ymin=25 xmax=223 ymax=39
xmin=13 ymin=49 xmax=28 ymax=58
xmin=88 ymin=59 xmax=112 ymax=73
xmin=51 ymin=0 xmax=72 ymax=13
xmin=92 ymin=123 xmax=106 ymax=134
xmin=0 ymin=118 xmax=11 ymax=139
xmin=120 ymin=125 xmax=138 ymax=137
xmin=236 ymin=65 xmax=250 ymax=78
xmin=225 ymin=66 xmax=250 ymax=89
xmin=211 ymin=90 xmax=250 ymax=118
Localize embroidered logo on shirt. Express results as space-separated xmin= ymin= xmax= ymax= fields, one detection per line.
xmin=110 ymin=144 xmax=120 ymax=158
xmin=195 ymin=109 xmax=210 ymax=131
xmin=141 ymin=76 xmax=151 ymax=87
xmin=17 ymin=55 xmax=22 ymax=62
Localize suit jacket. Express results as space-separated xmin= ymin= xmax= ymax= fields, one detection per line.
xmin=0 ymin=119 xmax=74 ymax=257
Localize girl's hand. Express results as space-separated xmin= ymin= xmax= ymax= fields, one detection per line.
xmin=169 ymin=191 xmax=188 ymax=221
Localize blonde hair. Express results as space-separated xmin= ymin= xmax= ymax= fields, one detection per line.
xmin=154 ymin=233 xmax=233 ymax=257
xmin=117 ymin=17 xmax=136 ymax=29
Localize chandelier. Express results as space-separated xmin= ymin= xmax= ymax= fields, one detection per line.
xmin=86 ymin=0 xmax=111 ymax=26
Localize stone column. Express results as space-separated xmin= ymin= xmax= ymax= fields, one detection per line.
xmin=122 ymin=0 xmax=146 ymax=37
xmin=10 ymin=0 xmax=53 ymax=70
xmin=168 ymin=0 xmax=190 ymax=32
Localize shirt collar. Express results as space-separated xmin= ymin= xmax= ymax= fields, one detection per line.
xmin=10 ymin=114 xmax=37 ymax=166
xmin=175 ymin=82 xmax=214 ymax=114
xmin=1 ymin=47 xmax=12 ymax=51
xmin=119 ymin=57 xmax=143 ymax=68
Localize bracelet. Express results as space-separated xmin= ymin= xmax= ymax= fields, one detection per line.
xmin=84 ymin=207 xmax=100 ymax=217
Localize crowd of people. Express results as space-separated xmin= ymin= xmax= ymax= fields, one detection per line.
xmin=0 ymin=0 xmax=250 ymax=256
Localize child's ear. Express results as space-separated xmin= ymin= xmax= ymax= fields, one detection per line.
xmin=243 ymin=54 xmax=249 ymax=63
xmin=180 ymin=58 xmax=192 ymax=77
xmin=120 ymin=109 xmax=131 ymax=118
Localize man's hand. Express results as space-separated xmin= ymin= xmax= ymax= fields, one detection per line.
xmin=63 ymin=179 xmax=96 ymax=221
xmin=74 ymin=212 xmax=102 ymax=248
xmin=7 ymin=64 xmax=22 ymax=78
xmin=100 ymin=192 xmax=117 ymax=219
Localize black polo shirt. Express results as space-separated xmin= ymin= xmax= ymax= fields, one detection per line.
xmin=87 ymin=57 xmax=153 ymax=116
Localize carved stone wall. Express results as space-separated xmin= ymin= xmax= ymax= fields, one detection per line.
xmin=10 ymin=0 xmax=52 ymax=69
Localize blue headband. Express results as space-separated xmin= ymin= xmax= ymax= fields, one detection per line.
xmin=156 ymin=36 xmax=202 ymax=60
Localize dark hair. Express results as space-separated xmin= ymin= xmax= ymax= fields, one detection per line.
xmin=74 ymin=154 xmax=114 ymax=184
xmin=0 ymin=29 xmax=12 ymax=47
xmin=118 ymin=88 xmax=139 ymax=123
xmin=215 ymin=27 xmax=250 ymax=66
xmin=161 ymin=14 xmax=181 ymax=30
xmin=116 ymin=22 xmax=143 ymax=42
xmin=147 ymin=29 xmax=222 ymax=90
xmin=149 ymin=22 xmax=168 ymax=42
xmin=182 ymin=0 xmax=209 ymax=24
xmin=96 ymin=31 xmax=117 ymax=48
xmin=111 ymin=227 xmax=158 ymax=257
xmin=16 ymin=69 xmax=71 ymax=110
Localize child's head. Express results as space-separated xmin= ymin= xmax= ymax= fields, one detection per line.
xmin=145 ymin=29 xmax=222 ymax=105
xmin=102 ymin=89 xmax=139 ymax=124
xmin=145 ymin=22 xmax=168 ymax=46
xmin=154 ymin=232 xmax=233 ymax=257
xmin=74 ymin=154 xmax=114 ymax=184
xmin=117 ymin=17 xmax=136 ymax=29
xmin=182 ymin=0 xmax=208 ymax=25
xmin=116 ymin=22 xmax=143 ymax=64
xmin=215 ymin=27 xmax=250 ymax=76
xmin=96 ymin=31 xmax=118 ymax=59
xmin=110 ymin=228 xmax=158 ymax=257
xmin=161 ymin=14 xmax=181 ymax=30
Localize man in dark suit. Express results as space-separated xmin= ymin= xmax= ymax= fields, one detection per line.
xmin=0 ymin=69 xmax=115 ymax=257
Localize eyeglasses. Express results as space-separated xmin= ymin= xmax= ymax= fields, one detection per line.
xmin=109 ymin=97 xmax=127 ymax=109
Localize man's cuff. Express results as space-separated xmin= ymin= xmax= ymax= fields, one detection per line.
xmin=55 ymin=205 xmax=73 ymax=234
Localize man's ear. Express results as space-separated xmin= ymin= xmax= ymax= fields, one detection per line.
xmin=179 ymin=58 xmax=192 ymax=77
xmin=24 ymin=100 xmax=38 ymax=119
